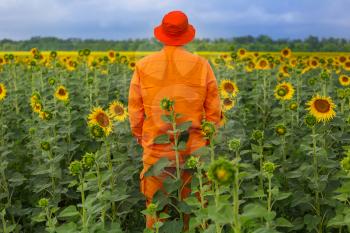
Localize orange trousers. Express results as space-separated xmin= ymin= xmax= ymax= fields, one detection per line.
xmin=140 ymin=163 xmax=193 ymax=229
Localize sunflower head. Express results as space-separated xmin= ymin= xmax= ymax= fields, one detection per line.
xmin=256 ymin=58 xmax=270 ymax=70
xmin=340 ymin=152 xmax=350 ymax=173
xmin=109 ymin=101 xmax=128 ymax=122
xmin=222 ymin=98 xmax=235 ymax=111
xmin=0 ymin=83 xmax=7 ymax=101
xmin=55 ymin=85 xmax=69 ymax=102
xmin=33 ymin=102 xmax=43 ymax=113
xmin=208 ymin=158 xmax=235 ymax=186
xmin=39 ymin=110 xmax=53 ymax=121
xmin=281 ymin=48 xmax=292 ymax=58
xmin=306 ymin=95 xmax=336 ymax=123
xmin=237 ymin=48 xmax=247 ymax=58
xmin=304 ymin=114 xmax=317 ymax=128
xmin=88 ymin=107 xmax=113 ymax=136
xmin=274 ymin=82 xmax=295 ymax=101
xmin=220 ymin=80 xmax=239 ymax=98
xmin=275 ymin=124 xmax=287 ymax=136
xmin=339 ymin=75 xmax=350 ymax=86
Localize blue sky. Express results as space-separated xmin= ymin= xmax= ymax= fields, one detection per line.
xmin=0 ymin=0 xmax=349 ymax=40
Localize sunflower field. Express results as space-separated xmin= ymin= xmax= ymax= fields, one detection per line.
xmin=0 ymin=48 xmax=350 ymax=233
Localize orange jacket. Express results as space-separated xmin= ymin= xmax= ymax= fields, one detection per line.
xmin=128 ymin=45 xmax=221 ymax=166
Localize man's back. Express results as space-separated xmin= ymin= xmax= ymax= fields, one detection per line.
xmin=128 ymin=45 xmax=221 ymax=165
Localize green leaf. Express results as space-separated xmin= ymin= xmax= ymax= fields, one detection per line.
xmin=58 ymin=205 xmax=80 ymax=218
xmin=327 ymin=214 xmax=344 ymax=227
xmin=177 ymin=121 xmax=192 ymax=132
xmin=161 ymin=115 xmax=172 ymax=123
xmin=275 ymin=217 xmax=293 ymax=227
xmin=55 ymin=222 xmax=78 ymax=233
xmin=160 ymin=219 xmax=183 ymax=233
xmin=153 ymin=134 xmax=170 ymax=144
xmin=144 ymin=158 xmax=171 ymax=177
xmin=274 ymin=192 xmax=292 ymax=201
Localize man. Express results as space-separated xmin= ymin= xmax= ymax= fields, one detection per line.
xmin=128 ymin=10 xmax=221 ymax=229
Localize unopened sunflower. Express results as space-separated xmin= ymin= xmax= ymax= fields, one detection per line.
xmin=339 ymin=75 xmax=350 ymax=86
xmin=0 ymin=83 xmax=7 ymax=101
xmin=306 ymin=95 xmax=336 ymax=122
xmin=55 ymin=85 xmax=69 ymax=102
xmin=220 ymin=80 xmax=239 ymax=97
xmin=88 ymin=107 xmax=113 ymax=136
xmin=274 ymin=82 xmax=295 ymax=100
xmin=109 ymin=101 xmax=128 ymax=122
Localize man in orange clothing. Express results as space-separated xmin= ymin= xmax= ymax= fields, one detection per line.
xmin=128 ymin=10 xmax=221 ymax=229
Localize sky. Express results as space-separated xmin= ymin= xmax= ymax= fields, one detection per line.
xmin=0 ymin=0 xmax=349 ymax=40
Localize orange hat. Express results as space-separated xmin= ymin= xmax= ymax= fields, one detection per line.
xmin=154 ymin=10 xmax=196 ymax=46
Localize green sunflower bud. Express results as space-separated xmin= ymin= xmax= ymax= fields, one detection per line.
xmin=208 ymin=158 xmax=235 ymax=186
xmin=82 ymin=152 xmax=95 ymax=169
xmin=40 ymin=141 xmax=50 ymax=151
xmin=340 ymin=156 xmax=350 ymax=173
xmin=186 ymin=156 xmax=199 ymax=169
xmin=304 ymin=114 xmax=317 ymax=128
xmin=89 ymin=124 xmax=104 ymax=139
xmin=69 ymin=160 xmax=82 ymax=176
xmin=38 ymin=198 xmax=49 ymax=208
xmin=289 ymin=102 xmax=298 ymax=111
xmin=228 ymin=138 xmax=241 ymax=151
xmin=275 ymin=124 xmax=287 ymax=136
xmin=201 ymin=121 xmax=216 ymax=139
xmin=251 ymin=129 xmax=264 ymax=141
xmin=263 ymin=161 xmax=277 ymax=174
xmin=160 ymin=97 xmax=174 ymax=111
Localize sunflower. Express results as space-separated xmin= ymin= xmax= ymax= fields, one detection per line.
xmin=128 ymin=61 xmax=136 ymax=70
xmin=279 ymin=65 xmax=291 ymax=78
xmin=274 ymin=82 xmax=295 ymax=100
xmin=343 ymin=61 xmax=350 ymax=71
xmin=256 ymin=58 xmax=270 ymax=70
xmin=237 ymin=48 xmax=247 ymax=58
xmin=339 ymin=75 xmax=350 ymax=86
xmin=220 ymin=80 xmax=239 ymax=97
xmin=281 ymin=48 xmax=292 ymax=58
xmin=88 ymin=107 xmax=113 ymax=136
xmin=55 ymin=85 xmax=69 ymax=101
xmin=222 ymin=98 xmax=235 ymax=111
xmin=0 ymin=83 xmax=7 ymax=101
xmin=309 ymin=58 xmax=319 ymax=68
xmin=306 ymin=95 xmax=336 ymax=122
xmin=32 ymin=102 xmax=43 ymax=113
xmin=338 ymin=56 xmax=347 ymax=64
xmin=109 ymin=101 xmax=128 ymax=122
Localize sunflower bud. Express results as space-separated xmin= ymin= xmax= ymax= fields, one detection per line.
xmin=89 ymin=124 xmax=104 ymax=139
xmin=40 ymin=141 xmax=50 ymax=151
xmin=251 ymin=129 xmax=264 ymax=141
xmin=160 ymin=98 xmax=174 ymax=111
xmin=82 ymin=152 xmax=95 ymax=169
xmin=201 ymin=121 xmax=216 ymax=139
xmin=146 ymin=203 xmax=158 ymax=216
xmin=289 ymin=102 xmax=298 ymax=111
xmin=337 ymin=89 xmax=346 ymax=99
xmin=48 ymin=78 xmax=56 ymax=86
xmin=340 ymin=156 xmax=350 ymax=173
xmin=69 ymin=160 xmax=82 ymax=176
xmin=228 ymin=138 xmax=241 ymax=151
xmin=50 ymin=51 xmax=57 ymax=59
xmin=263 ymin=161 xmax=277 ymax=175
xmin=83 ymin=49 xmax=91 ymax=56
xmin=208 ymin=158 xmax=235 ymax=186
xmin=38 ymin=198 xmax=49 ymax=208
xmin=304 ymin=114 xmax=317 ymax=128
xmin=275 ymin=124 xmax=287 ymax=136
xmin=186 ymin=156 xmax=200 ymax=169
xmin=39 ymin=110 xmax=52 ymax=121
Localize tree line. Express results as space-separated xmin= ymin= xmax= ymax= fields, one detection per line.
xmin=1 ymin=35 xmax=350 ymax=51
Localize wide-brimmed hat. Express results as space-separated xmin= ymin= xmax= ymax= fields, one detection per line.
xmin=154 ymin=10 xmax=196 ymax=46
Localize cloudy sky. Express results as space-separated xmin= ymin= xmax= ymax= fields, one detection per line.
xmin=0 ymin=0 xmax=349 ymax=40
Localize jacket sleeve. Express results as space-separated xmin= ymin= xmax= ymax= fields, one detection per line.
xmin=203 ymin=61 xmax=222 ymax=126
xmin=128 ymin=65 xmax=144 ymax=144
